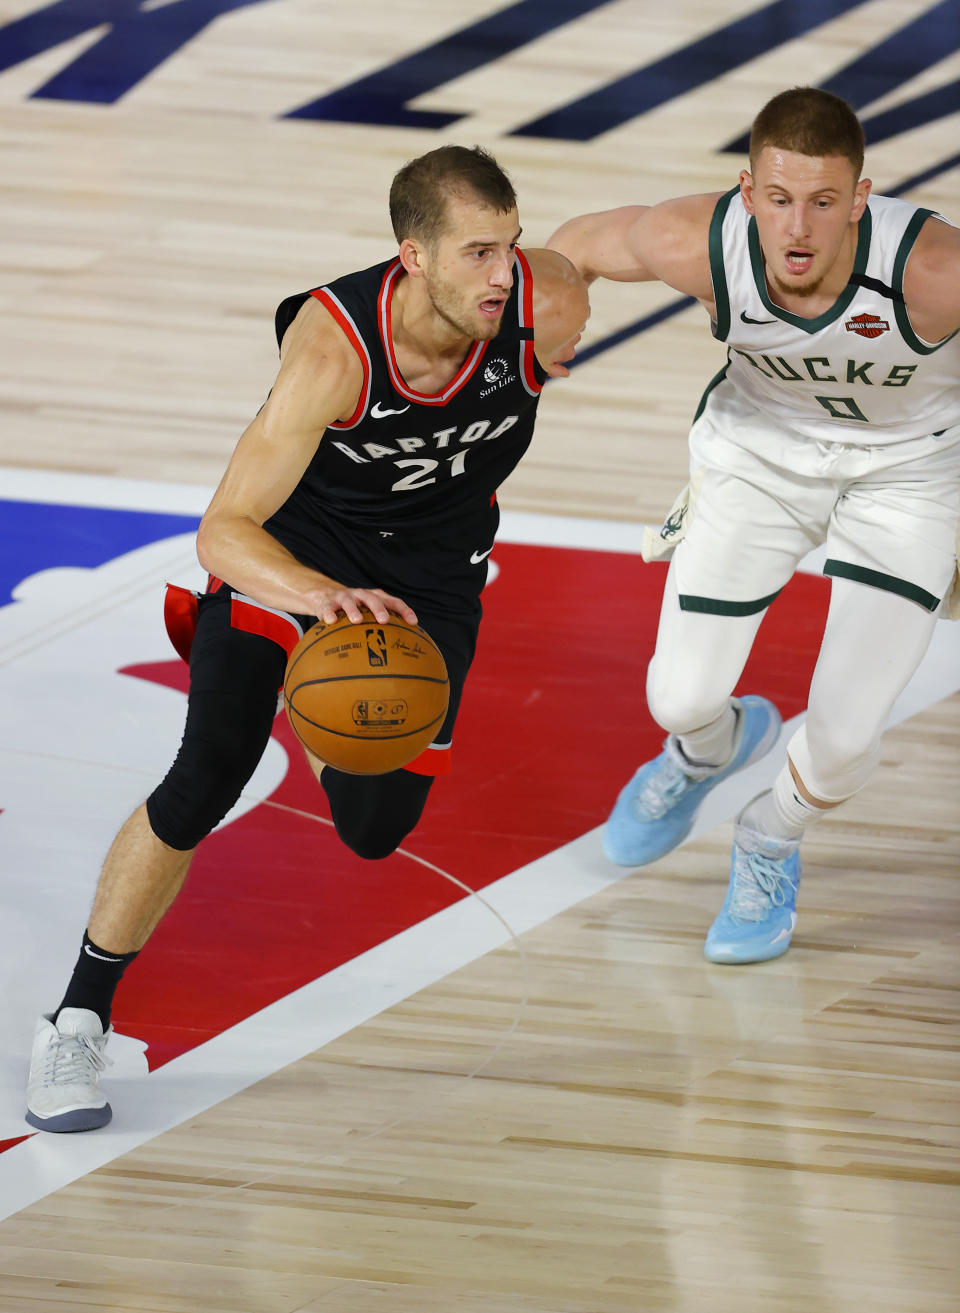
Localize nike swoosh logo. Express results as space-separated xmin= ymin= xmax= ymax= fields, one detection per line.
xmin=84 ymin=944 xmax=125 ymax=963
xmin=770 ymin=912 xmax=798 ymax=944
xmin=370 ymin=401 xmax=410 ymax=418
xmin=470 ymin=547 xmax=493 ymax=564
xmin=740 ymin=311 xmax=776 ymax=325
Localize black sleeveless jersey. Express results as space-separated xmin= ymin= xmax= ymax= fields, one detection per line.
xmin=264 ymin=251 xmax=547 ymax=561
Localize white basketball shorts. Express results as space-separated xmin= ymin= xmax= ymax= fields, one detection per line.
xmin=659 ymin=378 xmax=960 ymax=617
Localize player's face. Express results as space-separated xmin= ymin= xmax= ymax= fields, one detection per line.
xmin=741 ymin=148 xmax=871 ymax=301
xmin=420 ymin=195 xmax=521 ymax=341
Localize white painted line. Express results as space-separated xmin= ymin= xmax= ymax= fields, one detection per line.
xmin=0 ymin=467 xmax=214 ymax=517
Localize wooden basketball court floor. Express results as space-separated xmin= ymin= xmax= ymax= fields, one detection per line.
xmin=0 ymin=1 xmax=958 ymax=1308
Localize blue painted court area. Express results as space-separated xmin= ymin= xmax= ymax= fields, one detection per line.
xmin=0 ymin=500 xmax=199 ymax=606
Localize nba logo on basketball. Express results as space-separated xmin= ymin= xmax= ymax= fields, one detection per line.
xmin=365 ymin=628 xmax=388 ymax=666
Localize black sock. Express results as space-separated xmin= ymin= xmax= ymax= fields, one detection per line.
xmin=54 ymin=930 xmax=139 ymax=1032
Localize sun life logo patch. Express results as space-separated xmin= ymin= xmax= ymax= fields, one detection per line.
xmin=483 ymin=358 xmax=508 ymax=384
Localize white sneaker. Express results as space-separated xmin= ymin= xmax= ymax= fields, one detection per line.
xmin=26 ymin=1008 xmax=113 ymax=1132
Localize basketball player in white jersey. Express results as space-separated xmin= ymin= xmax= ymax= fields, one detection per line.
xmin=549 ymin=86 xmax=960 ymax=963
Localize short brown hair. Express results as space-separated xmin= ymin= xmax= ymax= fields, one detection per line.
xmin=389 ymin=145 xmax=517 ymax=247
xmin=749 ymin=87 xmax=865 ymax=178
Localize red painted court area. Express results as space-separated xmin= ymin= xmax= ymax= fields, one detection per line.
xmin=111 ymin=543 xmax=829 ymax=1068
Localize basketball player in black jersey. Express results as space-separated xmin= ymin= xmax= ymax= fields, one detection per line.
xmin=26 ymin=145 xmax=589 ymax=1132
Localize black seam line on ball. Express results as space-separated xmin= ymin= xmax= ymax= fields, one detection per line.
xmin=289 ymin=674 xmax=449 ymax=687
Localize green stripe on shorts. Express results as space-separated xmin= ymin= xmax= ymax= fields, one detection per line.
xmin=823 ymin=560 xmax=940 ymax=612
xmin=678 ymin=588 xmax=782 ymax=616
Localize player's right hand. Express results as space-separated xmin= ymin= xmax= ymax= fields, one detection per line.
xmin=302 ymin=583 xmax=418 ymax=628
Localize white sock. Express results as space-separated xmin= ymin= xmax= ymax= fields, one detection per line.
xmin=677 ymin=702 xmax=738 ymax=768
xmin=740 ymin=765 xmax=830 ymax=842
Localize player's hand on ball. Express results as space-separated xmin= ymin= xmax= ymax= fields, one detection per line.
xmin=303 ymin=583 xmax=418 ymax=628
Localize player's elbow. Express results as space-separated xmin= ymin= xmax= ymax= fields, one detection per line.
xmin=555 ymin=276 xmax=591 ymax=350
xmin=196 ymin=508 xmax=245 ymax=576
xmin=570 ymin=275 xmax=590 ymax=332
xmin=534 ymin=251 xmax=591 ymax=328
xmin=195 ymin=514 xmax=219 ymax=574
xmin=546 ymin=216 xmax=600 ymax=283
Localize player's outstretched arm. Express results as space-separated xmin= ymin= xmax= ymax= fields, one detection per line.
xmin=547 ymin=205 xmax=654 ymax=285
xmin=903 ymin=215 xmax=960 ymax=344
xmin=547 ymin=194 xmax=719 ymax=304
xmin=197 ymin=299 xmax=417 ymax=626
xmin=524 ymin=248 xmax=590 ymax=378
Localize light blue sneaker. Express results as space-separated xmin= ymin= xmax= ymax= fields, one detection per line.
xmin=602 ymin=695 xmax=782 ymax=867
xmin=704 ymin=824 xmax=801 ymax=964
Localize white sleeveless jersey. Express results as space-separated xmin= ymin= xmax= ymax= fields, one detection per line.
xmin=707 ymin=189 xmax=960 ymax=445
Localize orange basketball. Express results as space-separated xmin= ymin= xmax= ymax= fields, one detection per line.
xmin=283 ymin=609 xmax=449 ymax=775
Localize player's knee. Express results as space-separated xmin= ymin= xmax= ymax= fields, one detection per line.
xmin=147 ymin=733 xmax=264 ymax=851
xmin=809 ymin=741 xmax=879 ymax=799
xmin=335 ymin=821 xmax=409 ymax=862
xmin=646 ymin=664 xmax=728 ymax=737
xmin=322 ymin=768 xmax=433 ymax=861
xmin=815 ymin=703 xmax=881 ymax=769
xmin=789 ymin=720 xmax=879 ymax=802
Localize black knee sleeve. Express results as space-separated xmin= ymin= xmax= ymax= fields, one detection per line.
xmin=146 ymin=702 xmax=274 ymax=850
xmin=147 ymin=593 xmax=286 ymax=850
xmin=321 ymin=767 xmax=434 ymax=860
